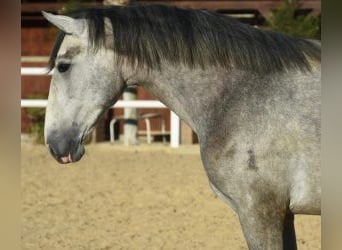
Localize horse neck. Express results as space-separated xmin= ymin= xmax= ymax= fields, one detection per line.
xmin=124 ymin=64 xmax=235 ymax=139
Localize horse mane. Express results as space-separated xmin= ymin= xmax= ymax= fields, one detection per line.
xmin=48 ymin=4 xmax=320 ymax=73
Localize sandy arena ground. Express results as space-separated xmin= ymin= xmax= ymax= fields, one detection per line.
xmin=22 ymin=143 xmax=321 ymax=250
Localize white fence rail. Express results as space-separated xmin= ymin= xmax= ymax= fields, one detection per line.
xmin=21 ymin=67 xmax=51 ymax=75
xmin=21 ymin=67 xmax=180 ymax=148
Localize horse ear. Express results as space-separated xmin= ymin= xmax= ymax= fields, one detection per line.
xmin=42 ymin=11 xmax=85 ymax=36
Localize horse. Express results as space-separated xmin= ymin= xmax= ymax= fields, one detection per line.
xmin=42 ymin=5 xmax=321 ymax=249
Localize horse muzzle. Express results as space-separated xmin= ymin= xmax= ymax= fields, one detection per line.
xmin=46 ymin=130 xmax=85 ymax=164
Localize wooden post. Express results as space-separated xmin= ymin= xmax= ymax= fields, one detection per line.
xmin=180 ymin=121 xmax=193 ymax=144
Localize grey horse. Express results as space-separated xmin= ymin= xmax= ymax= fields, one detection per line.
xmin=42 ymin=5 xmax=320 ymax=249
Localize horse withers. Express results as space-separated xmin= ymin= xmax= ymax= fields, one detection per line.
xmin=42 ymin=5 xmax=320 ymax=249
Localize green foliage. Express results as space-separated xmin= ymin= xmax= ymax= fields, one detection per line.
xmin=28 ymin=122 xmax=45 ymax=144
xmin=266 ymin=0 xmax=320 ymax=39
xmin=59 ymin=0 xmax=94 ymax=14
xmin=26 ymin=93 xmax=47 ymax=144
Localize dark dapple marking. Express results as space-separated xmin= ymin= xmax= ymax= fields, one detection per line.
xmin=247 ymin=149 xmax=257 ymax=170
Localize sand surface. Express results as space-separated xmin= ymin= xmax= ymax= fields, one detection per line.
xmin=21 ymin=143 xmax=320 ymax=249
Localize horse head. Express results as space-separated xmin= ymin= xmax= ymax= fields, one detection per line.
xmin=43 ymin=12 xmax=125 ymax=163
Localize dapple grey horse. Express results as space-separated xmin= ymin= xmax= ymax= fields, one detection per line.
xmin=42 ymin=5 xmax=320 ymax=249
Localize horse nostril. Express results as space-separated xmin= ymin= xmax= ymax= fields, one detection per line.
xmin=45 ymin=128 xmax=83 ymax=163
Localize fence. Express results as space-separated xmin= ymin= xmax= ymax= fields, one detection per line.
xmin=21 ymin=67 xmax=180 ymax=148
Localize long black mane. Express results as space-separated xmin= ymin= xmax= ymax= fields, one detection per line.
xmin=48 ymin=4 xmax=320 ymax=73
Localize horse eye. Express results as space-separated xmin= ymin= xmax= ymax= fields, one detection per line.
xmin=57 ymin=63 xmax=71 ymax=73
